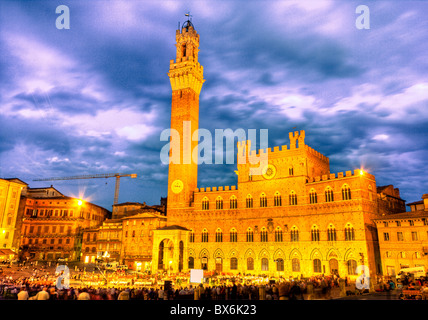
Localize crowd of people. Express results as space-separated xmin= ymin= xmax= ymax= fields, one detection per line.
xmin=1 ymin=261 xmax=427 ymax=300
xmin=0 ymin=268 xmax=354 ymax=301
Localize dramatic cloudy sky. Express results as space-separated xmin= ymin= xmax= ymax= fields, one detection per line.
xmin=1 ymin=0 xmax=427 ymax=210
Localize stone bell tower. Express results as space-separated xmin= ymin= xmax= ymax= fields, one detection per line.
xmin=167 ymin=18 xmax=205 ymax=211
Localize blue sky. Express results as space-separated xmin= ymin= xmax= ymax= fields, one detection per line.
xmin=1 ymin=0 xmax=427 ymax=210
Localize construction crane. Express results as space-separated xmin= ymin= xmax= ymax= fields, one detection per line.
xmin=33 ymin=173 xmax=138 ymax=205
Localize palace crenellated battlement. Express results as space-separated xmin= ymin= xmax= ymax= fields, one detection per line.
xmin=236 ymin=130 xmax=328 ymax=163
xmin=194 ymin=185 xmax=237 ymax=193
xmin=308 ymin=169 xmax=375 ymax=183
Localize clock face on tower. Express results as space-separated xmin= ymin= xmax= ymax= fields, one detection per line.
xmin=262 ymin=164 xmax=276 ymax=180
xmin=171 ymin=179 xmax=184 ymax=194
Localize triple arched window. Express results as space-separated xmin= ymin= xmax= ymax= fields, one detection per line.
xmin=216 ymin=197 xmax=223 ymax=210
xmin=309 ymin=189 xmax=318 ymax=204
xmin=246 ymin=228 xmax=254 ymax=242
xmin=289 ymin=191 xmax=298 ymax=205
xmin=274 ymin=192 xmax=282 ymax=206
xmin=260 ymin=193 xmax=267 ymax=207
xmin=311 ymin=225 xmax=320 ymax=242
xmin=327 ymin=225 xmax=337 ymax=242
xmin=275 ymin=227 xmax=283 ymax=242
xmin=230 ymin=228 xmax=238 ymax=242
xmin=342 ymin=185 xmax=351 ymax=200
xmin=215 ymin=228 xmax=223 ymax=242
xmin=345 ymin=223 xmax=355 ymax=241
xmin=202 ymin=197 xmax=209 ymax=210
xmin=290 ymin=226 xmax=299 ymax=242
xmin=201 ymin=229 xmax=209 ymax=242
xmin=230 ymin=196 xmax=237 ymax=209
xmin=325 ymin=187 xmax=334 ymax=202
xmin=260 ymin=227 xmax=268 ymax=242
xmin=246 ymin=194 xmax=253 ymax=208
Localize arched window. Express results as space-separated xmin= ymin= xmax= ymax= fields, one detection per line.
xmin=260 ymin=227 xmax=268 ymax=242
xmin=215 ymin=228 xmax=223 ymax=242
xmin=342 ymin=185 xmax=351 ymax=200
xmin=290 ymin=226 xmax=299 ymax=242
xmin=230 ymin=195 xmax=237 ymax=209
xmin=85 ymin=247 xmax=89 ymax=253
xmin=311 ymin=225 xmax=320 ymax=242
xmin=274 ymin=192 xmax=282 ymax=206
xmin=276 ymin=258 xmax=284 ymax=271
xmin=345 ymin=223 xmax=355 ymax=241
xmin=309 ymin=189 xmax=318 ymax=204
xmin=313 ymin=259 xmax=322 ymax=273
xmin=188 ymin=257 xmax=195 ymax=269
xmin=261 ymin=258 xmax=269 ymax=271
xmin=325 ymin=187 xmax=334 ymax=202
xmin=247 ymin=257 xmax=254 ymax=270
xmin=275 ymin=227 xmax=283 ymax=242
xmin=202 ymin=197 xmax=209 ymax=210
xmin=327 ymin=225 xmax=337 ymax=242
xmin=289 ymin=191 xmax=297 ymax=206
xmin=246 ymin=194 xmax=253 ymax=208
xmin=230 ymin=228 xmax=238 ymax=242
xmin=246 ymin=228 xmax=254 ymax=242
xmin=260 ymin=193 xmax=267 ymax=207
xmin=347 ymin=260 xmax=357 ymax=275
xmin=230 ymin=257 xmax=238 ymax=270
xmin=202 ymin=229 xmax=209 ymax=242
xmin=292 ymin=258 xmax=300 ymax=272
xmin=189 ymin=229 xmax=195 ymax=243
xmin=216 ymin=197 xmax=223 ymax=210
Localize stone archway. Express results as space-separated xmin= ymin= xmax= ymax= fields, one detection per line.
xmin=158 ymin=238 xmax=174 ymax=271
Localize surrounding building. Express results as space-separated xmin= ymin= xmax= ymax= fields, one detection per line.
xmin=0 ymin=178 xmax=27 ymax=258
xmin=18 ymin=185 xmax=110 ymax=262
xmin=151 ymin=19 xmax=404 ymax=280
xmin=374 ymin=194 xmax=428 ymax=276
xmin=81 ymin=201 xmax=167 ymax=270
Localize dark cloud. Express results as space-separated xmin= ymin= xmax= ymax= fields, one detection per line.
xmin=1 ymin=0 xmax=427 ymax=209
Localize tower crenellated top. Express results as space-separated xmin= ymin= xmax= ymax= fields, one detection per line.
xmin=168 ymin=16 xmax=205 ymax=94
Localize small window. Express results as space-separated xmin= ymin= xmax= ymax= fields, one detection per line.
xmin=246 ymin=195 xmax=253 ymax=208
xmin=325 ymin=187 xmax=334 ymax=202
xmin=289 ymin=191 xmax=297 ymax=206
xmin=274 ymin=192 xmax=282 ymax=206
xmin=260 ymin=228 xmax=268 ymax=242
xmin=230 ymin=228 xmax=237 ymax=242
xmin=202 ymin=197 xmax=209 ymax=210
xmin=260 ymin=193 xmax=267 ymax=207
xmin=216 ymin=197 xmax=223 ymax=210
xmin=309 ymin=189 xmax=317 ymax=204
xmin=342 ymin=185 xmax=351 ymax=200
xmin=246 ymin=228 xmax=254 ymax=242
xmin=230 ymin=196 xmax=237 ymax=209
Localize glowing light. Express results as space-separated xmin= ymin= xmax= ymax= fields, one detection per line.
xmin=78 ymin=200 xmax=83 ymax=206
xmin=360 ymin=170 xmax=364 ymax=176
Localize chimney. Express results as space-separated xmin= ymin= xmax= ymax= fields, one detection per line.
xmin=422 ymin=194 xmax=428 ymax=211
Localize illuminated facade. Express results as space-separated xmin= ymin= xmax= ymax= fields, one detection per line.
xmin=0 ymin=178 xmax=26 ymax=256
xmin=81 ymin=202 xmax=167 ymax=270
xmin=374 ymin=194 xmax=428 ymax=276
xmin=152 ymin=20 xmax=404 ymax=279
xmin=19 ymin=185 xmax=110 ymax=262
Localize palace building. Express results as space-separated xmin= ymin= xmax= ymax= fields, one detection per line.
xmin=0 ymin=178 xmax=27 ymax=258
xmin=151 ymin=19 xmax=404 ymax=280
xmin=18 ymin=185 xmax=110 ymax=262
xmin=374 ymin=194 xmax=428 ymax=276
